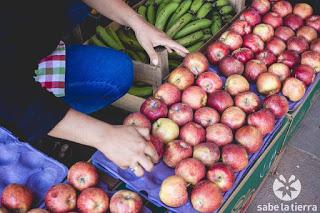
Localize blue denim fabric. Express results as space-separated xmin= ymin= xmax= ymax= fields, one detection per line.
xmin=64 ymin=45 xmax=134 ymax=113
xmin=67 ymin=0 xmax=90 ymax=29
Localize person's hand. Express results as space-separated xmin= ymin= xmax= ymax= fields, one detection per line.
xmin=94 ymin=125 xmax=159 ymax=177
xmin=132 ymin=17 xmax=189 ymax=65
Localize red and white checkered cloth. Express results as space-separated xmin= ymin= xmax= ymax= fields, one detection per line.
xmin=34 ymin=41 xmax=66 ymax=97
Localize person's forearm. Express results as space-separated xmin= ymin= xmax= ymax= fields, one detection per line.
xmin=48 ymin=109 xmax=112 ymax=148
xmin=82 ymin=0 xmax=145 ymax=30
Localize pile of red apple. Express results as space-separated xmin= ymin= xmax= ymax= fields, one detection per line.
xmin=211 ymin=0 xmax=320 ymax=102
xmin=0 ymin=162 xmax=143 ymax=213
xmin=122 ymin=1 xmax=320 ymax=212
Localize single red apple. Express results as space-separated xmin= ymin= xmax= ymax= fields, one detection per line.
xmin=140 ymin=97 xmax=168 ymax=121
xmin=149 ymin=135 xmax=164 ymax=159
xmin=196 ymin=71 xmax=223 ymax=93
xmin=179 ymin=122 xmax=206 ymax=146
xmin=296 ymin=26 xmax=317 ymax=43
xmin=193 ymin=142 xmax=220 ymax=166
xmin=310 ymin=38 xmax=320 ymax=53
xmin=301 ymin=51 xmax=320 ymax=73
xmin=159 ymin=176 xmax=188 ymax=208
xmin=206 ymin=41 xmax=230 ymax=64
xmin=235 ymin=91 xmax=261 ymax=113
xmin=222 ymin=144 xmax=249 ymax=172
xmin=256 ymin=49 xmax=277 ymax=66
xmin=123 ymin=112 xmax=151 ymax=131
xmin=45 ymin=184 xmax=77 ymax=213
xmin=219 ymin=30 xmax=243 ymax=51
xmin=257 ymin=72 xmax=281 ymax=96
xmin=225 ymin=74 xmax=250 ymax=96
xmin=163 ymin=140 xmax=193 ymax=168
xmin=293 ymin=64 xmax=316 ymax=86
xmin=207 ymin=90 xmax=234 ymax=113
xmin=284 ymin=14 xmax=304 ymax=31
xmin=110 ymin=190 xmax=142 ymax=213
xmin=155 ymin=83 xmax=181 ymax=106
xmin=1 ymin=184 xmax=33 ymax=213
xmin=293 ymin=3 xmax=313 ymax=19
xmin=229 ymin=20 xmax=252 ymax=36
xmin=263 ymin=12 xmax=283 ymax=28
xmin=268 ymin=63 xmax=290 ymax=81
xmin=253 ymin=23 xmax=275 ymax=42
xmin=244 ymin=59 xmax=267 ymax=82
xmin=240 ymin=8 xmax=262 ymax=26
xmin=278 ymin=50 xmax=300 ymax=68
xmin=247 ymin=109 xmax=275 ymax=135
xmin=287 ymin=36 xmax=309 ymax=54
xmin=77 ymin=187 xmax=109 ymax=213
xmin=272 ymin=1 xmax=292 ymax=17
xmin=263 ymin=94 xmax=289 ymax=118
xmin=219 ymin=56 xmax=244 ymax=77
xmin=232 ymin=48 xmax=254 ymax=63
xmin=194 ymin=107 xmax=220 ymax=127
xmin=168 ymin=103 xmax=193 ymax=126
xmin=306 ymin=16 xmax=320 ymax=33
xmin=182 ymin=86 xmax=207 ymax=110
xmin=67 ymin=161 xmax=98 ymax=191
xmin=206 ymin=123 xmax=233 ymax=146
xmin=266 ymin=37 xmax=286 ymax=56
xmin=175 ymin=158 xmax=206 ymax=185
xmin=274 ymin=26 xmax=295 ymax=41
xmin=168 ymin=67 xmax=195 ymax=90
xmin=221 ymin=106 xmax=246 ymax=130
xmin=183 ymin=52 xmax=209 ymax=75
xmin=282 ymin=77 xmax=306 ymax=101
xmin=235 ymin=125 xmax=263 ymax=153
xmin=207 ymin=163 xmax=235 ymax=192
xmin=152 ymin=118 xmax=179 ymax=144
xmin=243 ymin=34 xmax=265 ymax=53
xmin=191 ymin=181 xmax=223 ymax=213
xmin=252 ymin=0 xmax=271 ymax=14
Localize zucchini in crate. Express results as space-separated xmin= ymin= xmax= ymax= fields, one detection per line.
xmin=190 ymin=0 xmax=204 ymax=14
xmin=128 ymin=85 xmax=153 ymax=98
xmin=155 ymin=2 xmax=180 ymax=31
xmin=117 ymin=29 xmax=143 ymax=50
xmin=96 ymin=26 xmax=123 ymax=50
xmin=166 ymin=0 xmax=193 ymax=30
xmin=175 ymin=30 xmax=204 ymax=46
xmin=89 ymin=35 xmax=107 ymax=47
xmin=146 ymin=0 xmax=156 ymax=24
xmin=196 ymin=2 xmax=213 ymax=19
xmin=166 ymin=13 xmax=194 ymax=38
xmin=137 ymin=5 xmax=147 ymax=19
xmin=211 ymin=12 xmax=223 ymax=35
xmin=214 ymin=0 xmax=230 ymax=8
xmin=174 ymin=18 xmax=211 ymax=39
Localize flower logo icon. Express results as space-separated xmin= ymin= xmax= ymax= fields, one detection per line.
xmin=273 ymin=174 xmax=301 ymax=201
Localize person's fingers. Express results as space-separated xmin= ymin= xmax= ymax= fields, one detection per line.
xmin=141 ymin=42 xmax=159 ymax=65
xmin=137 ymin=155 xmax=154 ymax=172
xmin=163 ymin=39 xmax=189 ymax=55
xmin=165 ymin=46 xmax=173 ymax=53
xmin=135 ymin=127 xmax=150 ymax=140
xmin=130 ymin=162 xmax=144 ymax=177
xmin=144 ymin=142 xmax=159 ymax=163
xmin=119 ymin=165 xmax=128 ymax=170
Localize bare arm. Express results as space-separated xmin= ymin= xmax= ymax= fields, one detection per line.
xmin=49 ymin=109 xmax=159 ymax=176
xmin=82 ymin=0 xmax=189 ymax=64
